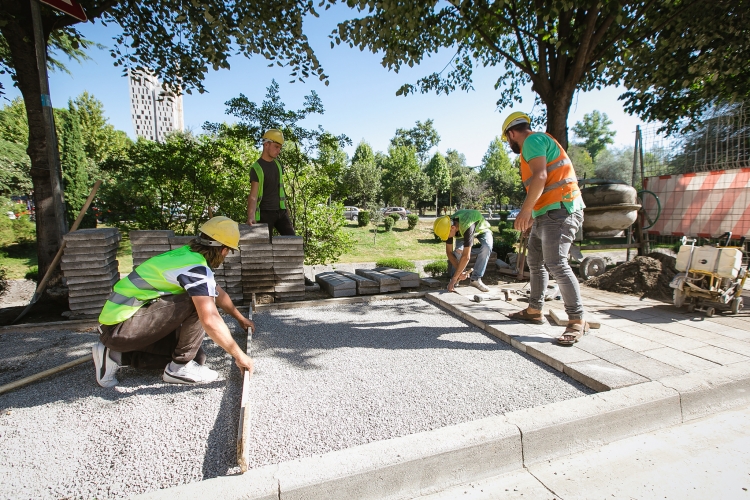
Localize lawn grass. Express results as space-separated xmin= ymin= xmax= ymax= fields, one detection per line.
xmin=0 ymin=242 xmax=37 ymax=279
xmin=337 ymin=219 xmax=446 ymax=263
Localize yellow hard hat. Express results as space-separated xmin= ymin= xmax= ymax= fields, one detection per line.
xmin=198 ymin=216 xmax=240 ymax=250
xmin=433 ymin=215 xmax=453 ymax=241
xmin=262 ymin=129 xmax=284 ymax=145
xmin=501 ymin=112 xmax=531 ymax=142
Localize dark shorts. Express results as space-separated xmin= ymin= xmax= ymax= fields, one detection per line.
xmin=259 ymin=209 xmax=295 ymax=236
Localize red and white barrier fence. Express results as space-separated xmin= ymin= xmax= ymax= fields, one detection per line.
xmin=643 ymin=168 xmax=750 ymax=239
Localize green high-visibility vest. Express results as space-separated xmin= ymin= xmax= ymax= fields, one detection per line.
xmin=98 ymin=246 xmax=209 ymax=325
xmin=251 ymin=159 xmax=287 ymax=222
xmin=453 ymin=209 xmax=491 ymax=238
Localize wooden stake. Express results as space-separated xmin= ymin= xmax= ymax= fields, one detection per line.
xmin=0 ymin=355 xmax=91 ymax=396
xmin=237 ymin=307 xmax=253 ymax=472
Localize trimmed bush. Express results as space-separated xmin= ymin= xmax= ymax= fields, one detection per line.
xmin=500 ymin=227 xmax=521 ymax=244
xmin=24 ymin=266 xmax=38 ymax=281
xmin=493 ymin=238 xmax=515 ymax=262
xmin=407 ymin=213 xmax=419 ymax=230
xmin=389 ymin=213 xmax=401 ymax=224
xmin=376 ymin=257 xmax=416 ymax=272
xmin=357 ymin=211 xmax=370 ymax=227
xmin=383 ymin=216 xmax=394 ymax=231
xmin=424 ymin=260 xmax=448 ymax=277
xmin=498 ymin=210 xmax=510 ymax=221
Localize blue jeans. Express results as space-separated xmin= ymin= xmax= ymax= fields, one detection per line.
xmin=526 ymin=209 xmax=584 ymax=320
xmin=449 ymin=231 xmax=493 ymax=280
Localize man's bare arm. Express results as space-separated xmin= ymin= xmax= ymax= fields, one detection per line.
xmin=247 ymin=181 xmax=260 ymax=225
xmin=192 ymin=295 xmax=253 ymax=374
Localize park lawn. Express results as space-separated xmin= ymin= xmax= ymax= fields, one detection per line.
xmin=337 ymin=218 xmax=447 ymax=263
xmin=0 ymin=242 xmax=37 ymax=280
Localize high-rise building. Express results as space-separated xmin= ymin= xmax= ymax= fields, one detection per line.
xmin=128 ymin=70 xmax=184 ymax=142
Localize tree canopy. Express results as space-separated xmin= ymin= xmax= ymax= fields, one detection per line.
xmin=573 ymin=110 xmax=616 ymax=159
xmin=390 ymin=119 xmax=440 ymax=164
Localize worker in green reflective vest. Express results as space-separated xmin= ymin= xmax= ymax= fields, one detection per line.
xmin=92 ymin=217 xmax=255 ymax=388
xmin=246 ymin=129 xmax=296 ymax=236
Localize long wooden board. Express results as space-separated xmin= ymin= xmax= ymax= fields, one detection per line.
xmin=237 ymin=306 xmax=253 ymax=473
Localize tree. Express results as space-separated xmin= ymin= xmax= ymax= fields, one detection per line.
xmin=344 ymin=141 xmax=381 ymax=206
xmin=567 ymin=144 xmax=596 ymax=179
xmin=0 ymin=0 xmax=329 ymax=295
xmin=72 ymin=91 xmax=130 ymax=164
xmin=619 ymin=0 xmax=750 ymax=132
xmin=457 ymin=169 xmax=489 ymax=209
xmin=58 ymin=102 xmax=95 ymax=228
xmin=445 ymin=149 xmax=466 ymax=211
xmin=381 ymin=145 xmax=420 ymax=206
xmin=478 ymin=137 xmax=522 ymax=206
xmin=425 ymin=151 xmax=450 ymax=214
xmin=334 ymin=0 xmax=669 ymax=149
xmin=390 ymin=119 xmax=440 ymax=164
xmin=573 ymin=111 xmax=616 ymax=159
xmin=594 ymin=147 xmax=633 ymax=183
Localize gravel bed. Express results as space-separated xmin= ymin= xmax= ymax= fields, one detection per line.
xmin=245 ymin=298 xmax=593 ymax=469
xmin=0 ymin=316 xmax=247 ymax=499
xmin=0 ymin=280 xmax=36 ymax=308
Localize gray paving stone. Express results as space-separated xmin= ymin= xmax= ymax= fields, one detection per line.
xmin=355 ymin=269 xmax=401 ymax=292
xmin=623 ymin=326 xmax=709 ymax=351
xmin=61 ymin=255 xmax=117 ymax=270
xmin=684 ymin=346 xmax=750 ymax=365
xmin=61 ymin=249 xmax=118 ymax=263
xmin=334 ymin=271 xmax=380 ymax=295
xmin=595 ymin=328 xmax=665 ymax=352
xmin=564 ymin=358 xmax=649 ymax=391
xmin=575 ymin=335 xmax=624 ymax=355
xmin=316 ymin=272 xmax=356 ymax=297
xmin=62 ymin=262 xmax=119 ymax=277
xmin=373 ymin=267 xmax=420 ymax=287
xmin=68 ymin=284 xmax=116 ymax=297
xmin=63 ymin=239 xmax=120 ymax=253
xmin=132 ymin=244 xmax=172 ymax=252
xmin=524 ymin=342 xmax=599 ymax=373
xmin=594 ymin=346 xmax=643 ymax=364
xmin=641 ymin=347 xmax=721 ymax=372
xmin=65 ymin=274 xmax=119 ymax=286
xmin=420 ymin=278 xmax=441 ymax=288
xmin=614 ymin=355 xmax=686 ymax=380
xmin=63 ymin=227 xmax=119 ymax=241
xmin=169 ymin=236 xmax=195 ymax=248
xmin=129 ymin=229 xmax=174 ymax=240
xmin=68 ymin=294 xmax=108 ymax=307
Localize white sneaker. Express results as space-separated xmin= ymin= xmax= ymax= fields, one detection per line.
xmin=163 ymin=360 xmax=219 ymax=385
xmin=470 ymin=279 xmax=490 ymax=293
xmin=92 ymin=341 xmax=120 ymax=388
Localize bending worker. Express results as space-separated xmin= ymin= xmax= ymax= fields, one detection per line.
xmin=434 ymin=209 xmax=493 ymax=293
xmin=92 ymin=216 xmax=255 ymax=388
xmin=502 ymin=112 xmax=587 ymax=346
xmin=246 ymin=129 xmax=296 ymax=236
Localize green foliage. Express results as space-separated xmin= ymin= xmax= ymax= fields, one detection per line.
xmin=381 ymin=144 xmax=422 ymax=206
xmin=72 ymin=92 xmax=131 ymax=164
xmin=391 ymin=119 xmax=440 ymax=164
xmin=594 ymin=147 xmax=633 ymax=183
xmin=375 ymin=257 xmax=416 ymax=272
xmin=0 ymin=139 xmax=31 ymax=195
xmin=0 ymin=198 xmax=36 ymax=246
xmin=479 ymin=137 xmax=522 ymax=206
xmin=407 ymin=213 xmax=418 ymax=229
xmin=0 ymin=98 xmax=28 ymax=144
xmin=344 ymin=141 xmax=381 ymax=206
xmin=423 ymin=260 xmax=448 ymax=277
xmin=24 ymin=266 xmax=38 ymax=281
xmin=357 ymin=210 xmax=370 ymax=226
xmin=568 ymin=145 xmax=596 ymax=179
xmin=0 ymin=266 xmax=7 ymax=294
xmin=389 ymin=213 xmax=400 ymax=224
xmin=498 ymin=211 xmax=509 ymax=221
xmin=573 ymin=111 xmax=616 ymax=160
xmin=383 ymin=216 xmax=394 ymax=231
xmin=59 ymin=102 xmax=97 ymax=229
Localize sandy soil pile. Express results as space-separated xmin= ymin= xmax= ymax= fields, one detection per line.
xmin=585 ymin=252 xmax=678 ymax=301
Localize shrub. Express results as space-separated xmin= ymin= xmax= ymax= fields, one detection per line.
xmin=0 ymin=266 xmax=7 ymax=295
xmin=383 ymin=216 xmax=394 ymax=231
xmin=498 ymin=210 xmax=510 ymax=221
xmin=25 ymin=266 xmax=38 ymax=281
xmin=376 ymin=257 xmax=416 ymax=272
xmin=389 ymin=213 xmax=401 ymax=224
xmin=407 ymin=213 xmax=419 ymax=230
xmin=357 ymin=211 xmax=370 ymax=227
xmin=493 ymin=238 xmax=515 ymax=262
xmin=424 ymin=260 xmax=448 ymax=277
xmin=500 ymin=227 xmax=521 ymax=244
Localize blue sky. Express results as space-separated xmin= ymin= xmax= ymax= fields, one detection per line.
xmin=2 ymin=5 xmax=644 ymax=166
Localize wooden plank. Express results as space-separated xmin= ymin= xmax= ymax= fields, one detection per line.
xmin=316 ymin=272 xmax=356 ymax=297
xmin=335 ymin=270 xmax=380 ymax=295
xmin=237 ymin=309 xmax=253 ymax=473
xmin=355 ymin=269 xmax=401 ymax=292
xmin=0 ymin=355 xmax=91 ymax=396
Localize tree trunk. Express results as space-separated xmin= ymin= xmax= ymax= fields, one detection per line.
xmin=1 ymin=8 xmax=65 ymax=294
xmin=543 ymin=90 xmax=575 ymax=151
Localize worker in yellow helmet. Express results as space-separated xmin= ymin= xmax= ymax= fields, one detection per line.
xmin=501 ymin=112 xmax=588 ymax=346
xmin=434 ymin=209 xmax=493 ymax=293
xmin=93 ymin=216 xmax=255 ymax=388
xmin=246 ymin=129 xmax=296 ymax=237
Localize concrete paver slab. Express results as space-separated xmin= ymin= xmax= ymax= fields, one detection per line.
xmin=564 ymin=359 xmax=648 ymax=391
xmin=416 ymin=467 xmax=553 ymax=500
xmin=700 ymin=315 xmax=750 ymax=332
xmin=685 ymin=345 xmax=750 ymax=365
xmin=595 ymin=328 xmax=664 ymax=352
xmin=613 ymin=354 xmax=686 ymax=380
xmin=684 ymin=320 xmax=750 ymax=341
xmin=642 ymin=347 xmax=720 ymax=372
xmin=705 ymin=336 xmax=750 ymax=357
xmin=571 ymin=334 xmax=622 ymax=355
xmin=619 ymin=325 xmax=708 ymax=351
xmin=524 ymin=342 xmax=598 ymax=373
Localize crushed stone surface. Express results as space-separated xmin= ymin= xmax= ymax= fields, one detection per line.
xmin=245 ymin=299 xmax=593 ymax=470
xmin=585 ymin=252 xmax=678 ymax=301
xmin=0 ymin=280 xmax=36 ymax=308
xmin=0 ymin=316 xmax=246 ymax=500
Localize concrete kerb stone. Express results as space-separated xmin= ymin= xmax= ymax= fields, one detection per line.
xmin=505 ymin=381 xmax=681 ymax=466
xmin=658 ymin=361 xmax=750 ymax=421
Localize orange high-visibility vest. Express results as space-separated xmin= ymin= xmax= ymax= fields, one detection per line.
xmin=520 ymin=133 xmax=581 ymax=212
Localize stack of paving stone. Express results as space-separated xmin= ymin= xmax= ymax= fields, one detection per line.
xmin=374 ymin=267 xmax=420 ymax=288
xmin=334 ymin=270 xmax=379 ymax=295
xmin=131 ymin=230 xmax=174 ymax=267
xmin=355 ymin=269 xmax=401 ymax=293
xmin=272 ymin=236 xmax=305 ymax=301
xmin=62 ymin=228 xmax=121 ymax=318
xmin=316 ymin=271 xmax=356 ymax=298
xmin=220 ymin=243 xmax=243 ymax=303
xmin=239 ymin=224 xmax=275 ymax=303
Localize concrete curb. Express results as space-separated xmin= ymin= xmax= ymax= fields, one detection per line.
xmin=0 ymin=318 xmax=99 ymax=334
xmin=253 ymin=291 xmax=427 ymax=311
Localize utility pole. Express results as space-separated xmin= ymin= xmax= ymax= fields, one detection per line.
xmin=30 ymin=0 xmax=68 ymax=240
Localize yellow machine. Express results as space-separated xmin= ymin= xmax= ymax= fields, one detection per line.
xmin=670 ymin=234 xmax=747 ymax=317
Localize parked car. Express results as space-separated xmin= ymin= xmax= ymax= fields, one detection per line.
xmin=383 ymin=207 xmax=410 ymax=219
xmin=343 ymin=206 xmax=360 ymax=220
xmin=507 ymin=209 xmax=521 ymax=221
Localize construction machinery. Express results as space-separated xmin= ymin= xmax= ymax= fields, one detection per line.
xmin=670 ymin=233 xmax=747 ymax=317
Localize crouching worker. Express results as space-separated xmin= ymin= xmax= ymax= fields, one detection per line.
xmin=92 ymin=216 xmax=255 ymax=388
xmin=434 ymin=209 xmax=493 ymax=293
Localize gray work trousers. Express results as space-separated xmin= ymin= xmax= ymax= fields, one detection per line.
xmin=98 ymin=293 xmax=205 ymax=368
xmin=526 ymin=208 xmax=585 ymax=320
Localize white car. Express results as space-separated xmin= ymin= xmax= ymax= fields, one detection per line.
xmin=507 ymin=209 xmax=520 ymax=220
xmin=343 ymin=206 xmax=360 ymax=220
